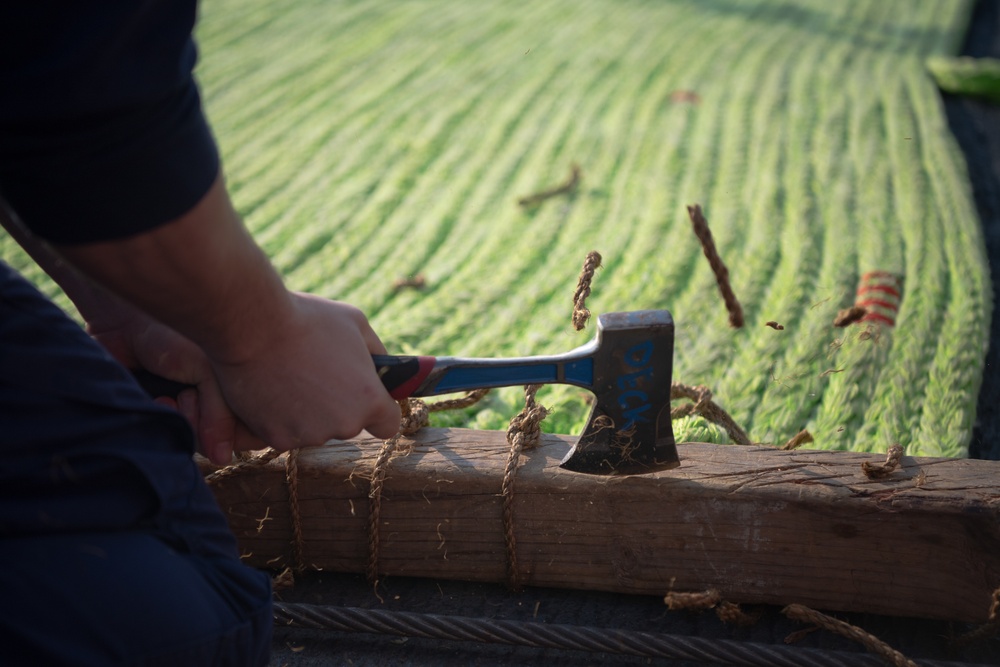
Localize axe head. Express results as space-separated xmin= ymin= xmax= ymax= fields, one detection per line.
xmin=559 ymin=310 xmax=678 ymax=475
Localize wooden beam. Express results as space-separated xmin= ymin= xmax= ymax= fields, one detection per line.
xmin=204 ymin=428 xmax=1000 ymax=622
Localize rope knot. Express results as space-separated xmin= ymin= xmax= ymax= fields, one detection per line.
xmin=505 ymin=386 xmax=549 ymax=452
xmin=399 ymin=398 xmax=430 ymax=437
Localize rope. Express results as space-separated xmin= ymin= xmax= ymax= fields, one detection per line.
xmin=272 ymin=602 xmax=990 ymax=667
xmin=572 ymin=250 xmax=602 ymax=331
xmin=861 ymin=443 xmax=904 ymax=479
xmin=366 ymin=399 xmax=428 ymax=585
xmin=204 ymin=447 xmax=282 ymax=485
xmin=664 ymin=589 xmax=722 ymax=611
xmin=670 ymin=382 xmax=752 ymax=445
xmin=426 ymin=388 xmax=491 ymax=413
xmin=956 ymin=587 xmax=1000 ymax=645
xmin=834 ymin=305 xmax=868 ymax=327
xmin=363 ymin=390 xmax=491 ymax=586
xmin=782 ymin=429 xmax=814 ymax=451
xmin=286 ymin=449 xmax=305 ymax=571
xmin=783 ymin=604 xmax=919 ymax=667
xmin=501 ymin=385 xmax=549 ymax=590
xmin=686 ymin=204 xmax=744 ymax=328
xmin=517 ymin=163 xmax=581 ymax=207
xmin=664 ymin=589 xmax=759 ymax=627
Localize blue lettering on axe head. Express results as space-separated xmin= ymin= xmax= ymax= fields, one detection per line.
xmin=625 ymin=340 xmax=654 ymax=367
xmin=614 ymin=341 xmax=656 ymax=429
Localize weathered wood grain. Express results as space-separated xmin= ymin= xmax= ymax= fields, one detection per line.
xmin=205 ymin=428 xmax=1000 ymax=622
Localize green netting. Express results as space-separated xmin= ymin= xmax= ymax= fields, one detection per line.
xmin=3 ymin=0 xmax=990 ymax=456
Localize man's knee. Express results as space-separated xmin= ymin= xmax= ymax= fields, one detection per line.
xmin=0 ymin=532 xmax=272 ymax=667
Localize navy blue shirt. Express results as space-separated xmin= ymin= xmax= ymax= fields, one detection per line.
xmin=0 ymin=1 xmax=220 ymax=244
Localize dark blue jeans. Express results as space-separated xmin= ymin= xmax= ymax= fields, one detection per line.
xmin=0 ymin=262 xmax=272 ymax=666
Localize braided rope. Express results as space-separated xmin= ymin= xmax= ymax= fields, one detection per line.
xmin=783 ymin=604 xmax=919 ymax=667
xmin=501 ymin=385 xmax=549 ymax=590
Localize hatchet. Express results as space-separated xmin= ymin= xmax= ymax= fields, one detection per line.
xmin=135 ymin=309 xmax=679 ymax=475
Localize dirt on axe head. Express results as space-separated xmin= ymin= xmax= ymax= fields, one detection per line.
xmin=558 ymin=310 xmax=678 ymax=475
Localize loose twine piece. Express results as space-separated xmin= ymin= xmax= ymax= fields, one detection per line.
xmin=782 ymin=429 xmax=814 ymax=451
xmin=663 ymin=590 xmax=925 ymax=666
xmin=861 ymin=443 xmax=904 ymax=479
xmin=517 ymin=163 xmax=582 ymax=207
xmin=663 ymin=589 xmax=759 ymax=627
xmin=572 ymin=251 xmax=602 ymax=331
xmin=783 ymin=604 xmax=919 ymax=667
xmin=956 ymin=586 xmax=1000 ymax=645
xmin=669 ymin=382 xmax=752 ymax=445
xmin=687 ymin=204 xmax=744 ymax=328
xmin=834 ymin=305 xmax=868 ymax=328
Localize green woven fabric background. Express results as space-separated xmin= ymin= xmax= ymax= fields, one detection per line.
xmin=3 ymin=0 xmax=991 ymax=457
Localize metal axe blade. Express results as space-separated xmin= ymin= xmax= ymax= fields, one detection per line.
xmin=557 ymin=311 xmax=678 ymax=475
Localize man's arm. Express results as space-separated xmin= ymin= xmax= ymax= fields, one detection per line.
xmin=1 ymin=195 xmax=272 ymax=462
xmin=54 ymin=175 xmax=402 ymax=456
xmin=1 ymin=0 xmax=400 ymax=459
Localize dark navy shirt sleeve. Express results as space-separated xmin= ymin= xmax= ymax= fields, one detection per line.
xmin=0 ymin=1 xmax=220 ymax=245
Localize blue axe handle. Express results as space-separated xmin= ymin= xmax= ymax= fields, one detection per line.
xmin=132 ymin=351 xmax=597 ymax=401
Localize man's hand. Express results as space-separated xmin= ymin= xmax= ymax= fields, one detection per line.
xmin=87 ymin=304 xmax=271 ymax=464
xmin=208 ymin=292 xmax=402 ymax=451
xmin=85 ymin=288 xmax=402 ymax=461
xmin=55 ymin=175 xmax=402 ymax=458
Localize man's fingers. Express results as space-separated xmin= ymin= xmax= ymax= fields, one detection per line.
xmin=193 ymin=376 xmax=240 ymax=465
xmin=177 ymin=388 xmax=200 ymax=431
xmin=365 ymin=392 xmax=402 ymax=440
xmin=232 ymin=420 xmax=270 ymax=453
xmin=153 ymin=396 xmax=179 ymax=410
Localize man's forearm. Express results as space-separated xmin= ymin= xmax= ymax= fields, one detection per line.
xmin=55 ymin=175 xmax=295 ymax=366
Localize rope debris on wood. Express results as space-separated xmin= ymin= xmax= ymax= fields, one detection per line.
xmin=663 ymin=588 xmax=758 ymax=626
xmin=861 ymin=443 xmax=904 ymax=479
xmin=781 ymin=429 xmax=813 ymax=451
xmin=956 ymin=585 xmax=1000 ymax=645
